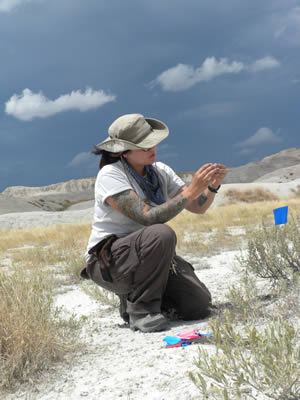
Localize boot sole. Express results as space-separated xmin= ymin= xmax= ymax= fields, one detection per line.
xmin=130 ymin=316 xmax=169 ymax=333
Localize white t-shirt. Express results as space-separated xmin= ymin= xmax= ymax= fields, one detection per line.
xmin=85 ymin=161 xmax=185 ymax=261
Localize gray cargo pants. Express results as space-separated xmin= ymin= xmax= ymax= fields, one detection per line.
xmin=86 ymin=224 xmax=212 ymax=320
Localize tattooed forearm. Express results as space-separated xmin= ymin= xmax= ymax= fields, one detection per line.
xmin=197 ymin=193 xmax=208 ymax=207
xmin=111 ymin=190 xmax=188 ymax=225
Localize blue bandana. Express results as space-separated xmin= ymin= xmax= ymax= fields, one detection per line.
xmin=122 ymin=159 xmax=165 ymax=205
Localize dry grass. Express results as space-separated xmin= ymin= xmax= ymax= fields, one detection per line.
xmin=224 ymin=187 xmax=279 ymax=204
xmin=0 ymin=225 xmax=89 ymax=392
xmin=0 ymin=223 xmax=90 ymax=254
xmin=169 ymin=197 xmax=299 ymax=232
xmin=168 ymin=197 xmax=300 ymax=253
xmin=0 ymin=268 xmax=79 ymax=391
xmin=82 ymin=283 xmax=119 ymax=310
xmin=0 ymin=224 xmax=90 ymax=283
xmin=1 ymin=197 xmax=299 ymax=258
xmin=0 ymin=197 xmax=299 ymax=393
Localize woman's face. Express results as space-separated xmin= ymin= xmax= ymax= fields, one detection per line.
xmin=123 ymin=146 xmax=156 ymax=171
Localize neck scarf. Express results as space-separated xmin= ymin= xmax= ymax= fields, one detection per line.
xmin=122 ymin=158 xmax=165 ymax=205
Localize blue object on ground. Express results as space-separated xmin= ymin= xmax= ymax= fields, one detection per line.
xmin=273 ymin=206 xmax=288 ymax=225
xmin=163 ymin=330 xmax=214 ymax=348
xmin=163 ymin=336 xmax=182 ymax=346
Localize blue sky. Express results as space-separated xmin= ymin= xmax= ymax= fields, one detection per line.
xmin=1 ymin=0 xmax=299 ymax=192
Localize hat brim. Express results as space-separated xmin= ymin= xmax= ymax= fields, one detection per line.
xmin=96 ymin=117 xmax=169 ymax=152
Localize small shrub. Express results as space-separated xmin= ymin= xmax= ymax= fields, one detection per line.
xmin=225 ymin=273 xmax=262 ymax=322
xmin=274 ymin=280 xmax=300 ymax=320
xmin=238 ymin=216 xmax=300 ymax=285
xmin=189 ymin=313 xmax=300 ymax=400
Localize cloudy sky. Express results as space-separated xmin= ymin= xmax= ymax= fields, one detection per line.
xmin=1 ymin=0 xmax=299 ymax=191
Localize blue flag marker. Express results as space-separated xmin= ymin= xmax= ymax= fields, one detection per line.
xmin=273 ymin=206 xmax=288 ymax=225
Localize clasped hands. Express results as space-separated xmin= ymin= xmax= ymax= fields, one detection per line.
xmin=185 ymin=163 xmax=227 ymax=201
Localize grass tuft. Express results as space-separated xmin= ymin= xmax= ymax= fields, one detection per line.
xmin=0 ymin=268 xmax=79 ymax=390
xmin=82 ymin=284 xmax=119 ymax=310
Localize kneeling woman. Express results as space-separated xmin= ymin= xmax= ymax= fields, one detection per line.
xmin=84 ymin=113 xmax=227 ymax=332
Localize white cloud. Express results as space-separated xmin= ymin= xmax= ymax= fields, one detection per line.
xmin=236 ymin=127 xmax=283 ymax=149
xmin=5 ymin=88 xmax=116 ymax=121
xmin=250 ymin=56 xmax=280 ymax=72
xmin=151 ymin=57 xmax=244 ymax=91
xmin=151 ymin=55 xmax=280 ymax=92
xmin=67 ymin=152 xmax=96 ymax=169
xmin=0 ymin=0 xmax=34 ymax=12
xmin=273 ymin=7 xmax=300 ymax=45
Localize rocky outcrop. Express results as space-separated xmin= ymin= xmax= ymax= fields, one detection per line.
xmin=254 ymin=164 xmax=300 ymax=183
xmin=2 ymin=178 xmax=96 ymax=198
xmin=224 ymin=148 xmax=300 ymax=183
xmin=1 ymin=178 xmax=96 ymax=214
xmin=0 ymin=195 xmax=41 ymax=215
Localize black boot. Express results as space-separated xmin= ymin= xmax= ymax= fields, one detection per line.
xmin=118 ymin=295 xmax=129 ymax=323
xmin=129 ymin=313 xmax=169 ymax=332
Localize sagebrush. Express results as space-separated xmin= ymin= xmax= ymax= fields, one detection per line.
xmin=238 ymin=214 xmax=300 ymax=285
xmin=190 ymin=313 xmax=299 ymax=400
xmin=190 ymin=214 xmax=300 ymax=400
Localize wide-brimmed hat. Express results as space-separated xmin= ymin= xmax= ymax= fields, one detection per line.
xmin=96 ymin=113 xmax=169 ymax=152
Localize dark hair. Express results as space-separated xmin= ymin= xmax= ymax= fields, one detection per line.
xmin=92 ymin=146 xmax=128 ymax=170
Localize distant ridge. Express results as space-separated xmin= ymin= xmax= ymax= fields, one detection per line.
xmin=224 ymin=148 xmax=300 ymax=184
xmin=2 ymin=177 xmax=96 ymax=198
xmin=0 ymin=178 xmax=95 ymax=214
xmin=1 ymin=148 xmax=299 ymax=215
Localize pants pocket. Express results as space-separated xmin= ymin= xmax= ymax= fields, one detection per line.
xmin=87 ymin=257 xmax=134 ymax=295
xmin=109 ymin=238 xmax=141 ymax=282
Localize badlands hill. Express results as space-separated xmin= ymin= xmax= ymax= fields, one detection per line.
xmin=0 ymin=178 xmax=95 ymax=215
xmin=223 ymin=147 xmax=300 ymax=184
xmin=0 ymin=147 xmax=300 ymax=217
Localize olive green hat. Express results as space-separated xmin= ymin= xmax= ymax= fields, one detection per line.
xmin=97 ymin=113 xmax=169 ymax=152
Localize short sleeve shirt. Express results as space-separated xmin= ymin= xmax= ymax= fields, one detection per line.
xmin=85 ymin=161 xmax=185 ymax=261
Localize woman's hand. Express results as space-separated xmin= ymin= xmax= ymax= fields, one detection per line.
xmin=182 ymin=163 xmax=219 ymax=201
xmin=209 ymin=163 xmax=227 ymax=188
xmin=182 ymin=162 xmax=227 ymax=214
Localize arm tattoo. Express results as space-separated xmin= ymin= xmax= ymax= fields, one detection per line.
xmin=197 ymin=193 xmax=208 ymax=207
xmin=111 ymin=190 xmax=188 ymax=226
